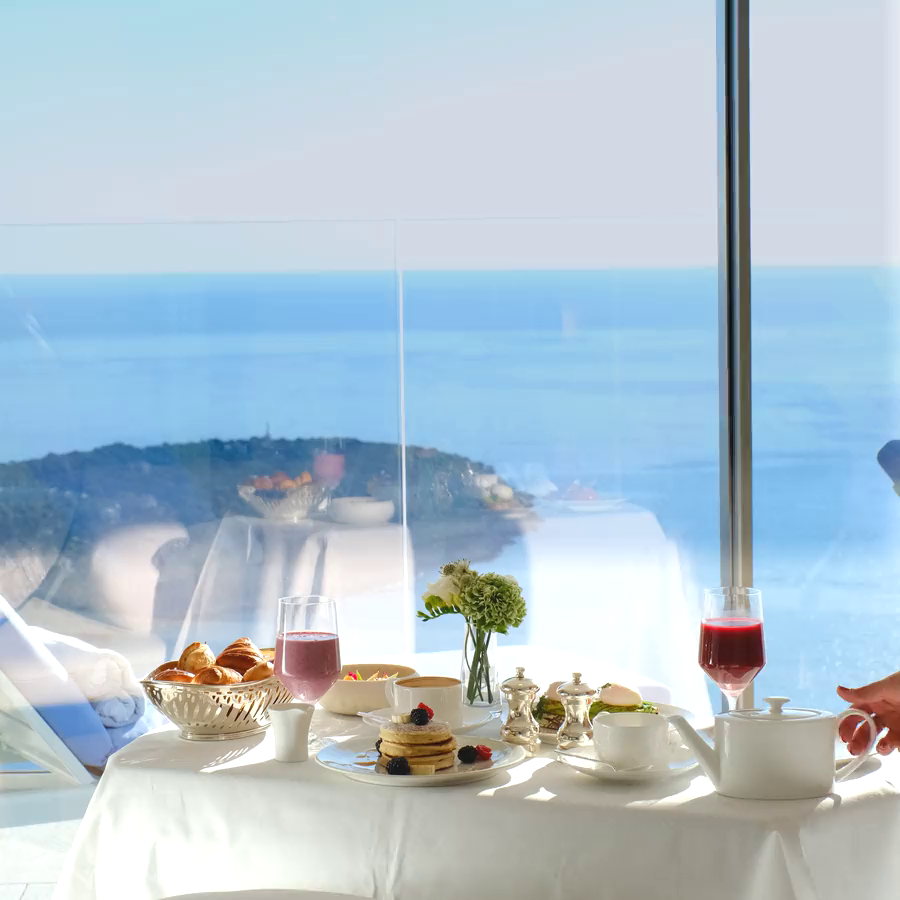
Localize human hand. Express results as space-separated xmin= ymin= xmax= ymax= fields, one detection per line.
xmin=837 ymin=673 xmax=900 ymax=756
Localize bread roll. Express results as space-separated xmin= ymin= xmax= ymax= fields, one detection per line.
xmin=216 ymin=648 xmax=263 ymax=675
xmin=154 ymin=668 xmax=195 ymax=684
xmin=178 ymin=641 xmax=216 ymax=674
xmin=242 ymin=660 xmax=275 ymax=682
xmin=193 ymin=666 xmax=242 ymax=685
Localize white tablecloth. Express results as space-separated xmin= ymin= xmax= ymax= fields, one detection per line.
xmin=56 ymin=711 xmax=900 ymax=900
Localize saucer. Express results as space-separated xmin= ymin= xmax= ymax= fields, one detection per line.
xmin=537 ymin=702 xmax=707 ymax=745
xmin=360 ymin=706 xmax=499 ymax=734
xmin=556 ymin=741 xmax=700 ymax=783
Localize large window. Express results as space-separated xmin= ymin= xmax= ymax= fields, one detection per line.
xmin=0 ymin=0 xmax=722 ymax=798
xmin=9 ymin=0 xmax=896 ymax=807
xmin=750 ymin=0 xmax=900 ymax=710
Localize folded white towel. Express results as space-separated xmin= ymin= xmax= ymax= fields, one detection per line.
xmin=30 ymin=627 xmax=145 ymax=728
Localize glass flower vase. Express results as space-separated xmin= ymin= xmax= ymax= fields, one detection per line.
xmin=461 ymin=622 xmax=500 ymax=708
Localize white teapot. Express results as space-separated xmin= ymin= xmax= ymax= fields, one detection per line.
xmin=668 ymin=696 xmax=878 ymax=800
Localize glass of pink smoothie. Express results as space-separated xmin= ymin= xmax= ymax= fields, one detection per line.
xmin=275 ymin=596 xmax=340 ymax=749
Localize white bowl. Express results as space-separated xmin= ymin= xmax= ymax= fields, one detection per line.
xmin=329 ymin=497 xmax=395 ymax=526
xmin=320 ymin=663 xmax=417 ymax=715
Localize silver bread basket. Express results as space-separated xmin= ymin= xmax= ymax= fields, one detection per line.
xmin=142 ymin=661 xmax=293 ymax=741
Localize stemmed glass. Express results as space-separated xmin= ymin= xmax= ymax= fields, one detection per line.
xmin=275 ymin=595 xmax=341 ymax=747
xmin=698 ymin=587 xmax=765 ymax=711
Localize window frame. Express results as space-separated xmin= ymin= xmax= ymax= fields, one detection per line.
xmin=716 ymin=0 xmax=754 ymax=708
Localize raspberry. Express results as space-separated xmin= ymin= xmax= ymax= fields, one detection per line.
xmin=457 ymin=745 xmax=478 ymax=764
xmin=475 ymin=744 xmax=493 ymax=761
xmin=417 ymin=702 xmax=435 ymax=720
xmin=386 ymin=757 xmax=410 ymax=775
xmin=409 ymin=708 xmax=430 ymax=726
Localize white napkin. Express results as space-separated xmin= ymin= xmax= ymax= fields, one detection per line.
xmin=31 ymin=626 xmax=145 ymax=728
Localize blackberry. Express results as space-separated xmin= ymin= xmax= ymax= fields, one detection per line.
xmin=375 ymin=738 xmax=382 ymax=753
xmin=409 ymin=708 xmax=430 ymax=726
xmin=457 ymin=745 xmax=478 ymax=764
xmin=386 ymin=757 xmax=410 ymax=775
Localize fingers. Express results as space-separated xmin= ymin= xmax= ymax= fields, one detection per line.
xmin=848 ymin=716 xmax=884 ymax=756
xmin=838 ymin=672 xmax=900 ymax=706
xmin=877 ymin=732 xmax=900 ymax=756
xmin=839 ymin=711 xmax=870 ymax=744
xmin=838 ymin=707 xmax=878 ymax=743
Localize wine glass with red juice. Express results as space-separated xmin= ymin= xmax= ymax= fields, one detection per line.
xmin=275 ymin=596 xmax=341 ymax=745
xmin=699 ymin=587 xmax=764 ymax=710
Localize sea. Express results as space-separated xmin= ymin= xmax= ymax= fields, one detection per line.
xmin=1 ymin=267 xmax=899 ymax=713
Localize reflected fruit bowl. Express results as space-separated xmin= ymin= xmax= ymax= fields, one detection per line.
xmin=238 ymin=483 xmax=328 ymax=522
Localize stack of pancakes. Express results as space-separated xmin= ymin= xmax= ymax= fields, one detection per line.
xmin=378 ymin=721 xmax=457 ymax=773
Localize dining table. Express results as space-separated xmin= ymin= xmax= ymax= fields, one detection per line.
xmin=54 ymin=663 xmax=900 ymax=900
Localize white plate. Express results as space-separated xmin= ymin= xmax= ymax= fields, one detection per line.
xmin=537 ymin=702 xmax=708 ymax=745
xmin=556 ymin=741 xmax=700 ymax=783
xmin=316 ymin=735 xmax=526 ymax=787
xmin=360 ymin=706 xmax=499 ymax=734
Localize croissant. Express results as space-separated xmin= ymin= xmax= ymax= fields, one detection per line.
xmin=225 ymin=636 xmax=256 ymax=648
xmin=154 ymin=668 xmax=195 ymax=684
xmin=178 ymin=641 xmax=217 ymax=674
xmin=242 ymin=660 xmax=275 ymax=682
xmin=193 ymin=666 xmax=242 ymax=685
xmin=216 ymin=648 xmax=264 ymax=675
xmin=222 ymin=637 xmax=261 ymax=655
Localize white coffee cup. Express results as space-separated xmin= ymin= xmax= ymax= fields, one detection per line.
xmin=592 ymin=712 xmax=669 ymax=770
xmin=269 ymin=702 xmax=315 ymax=762
xmin=388 ymin=676 xmax=463 ymax=729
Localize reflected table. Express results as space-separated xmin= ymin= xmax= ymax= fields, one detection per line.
xmin=56 ymin=707 xmax=900 ymax=900
xmin=174 ymin=515 xmax=413 ymax=660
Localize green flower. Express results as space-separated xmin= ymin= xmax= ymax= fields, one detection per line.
xmin=440 ymin=559 xmax=472 ymax=579
xmin=457 ymin=572 xmax=526 ymax=634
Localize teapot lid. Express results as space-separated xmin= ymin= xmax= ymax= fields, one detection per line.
xmin=501 ymin=666 xmax=539 ymax=694
xmin=730 ymin=696 xmax=829 ymax=722
xmin=558 ymin=672 xmax=596 ymax=699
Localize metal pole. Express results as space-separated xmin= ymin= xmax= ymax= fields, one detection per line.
xmin=717 ymin=0 xmax=754 ymax=707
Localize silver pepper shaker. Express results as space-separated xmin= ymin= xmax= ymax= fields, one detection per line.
xmin=557 ymin=672 xmax=596 ymax=750
xmin=500 ymin=666 xmax=540 ymax=753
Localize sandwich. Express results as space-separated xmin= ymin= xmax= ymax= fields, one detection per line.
xmin=533 ymin=681 xmax=658 ymax=731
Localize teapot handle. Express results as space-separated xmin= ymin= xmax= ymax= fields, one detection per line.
xmin=835 ymin=708 xmax=878 ymax=782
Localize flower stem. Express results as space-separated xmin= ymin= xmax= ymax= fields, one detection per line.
xmin=465 ymin=621 xmax=480 ymax=705
xmin=485 ymin=630 xmax=493 ymax=703
xmin=464 ymin=623 xmax=494 ymax=705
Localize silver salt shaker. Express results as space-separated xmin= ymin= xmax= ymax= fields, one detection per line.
xmin=500 ymin=666 xmax=540 ymax=754
xmin=557 ymin=672 xmax=596 ymax=750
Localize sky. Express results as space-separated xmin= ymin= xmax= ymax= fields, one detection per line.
xmin=0 ymin=0 xmax=897 ymax=272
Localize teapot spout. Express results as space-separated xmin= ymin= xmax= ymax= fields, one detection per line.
xmin=667 ymin=715 xmax=719 ymax=787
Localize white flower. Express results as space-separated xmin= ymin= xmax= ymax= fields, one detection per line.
xmin=423 ymin=573 xmax=458 ymax=604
